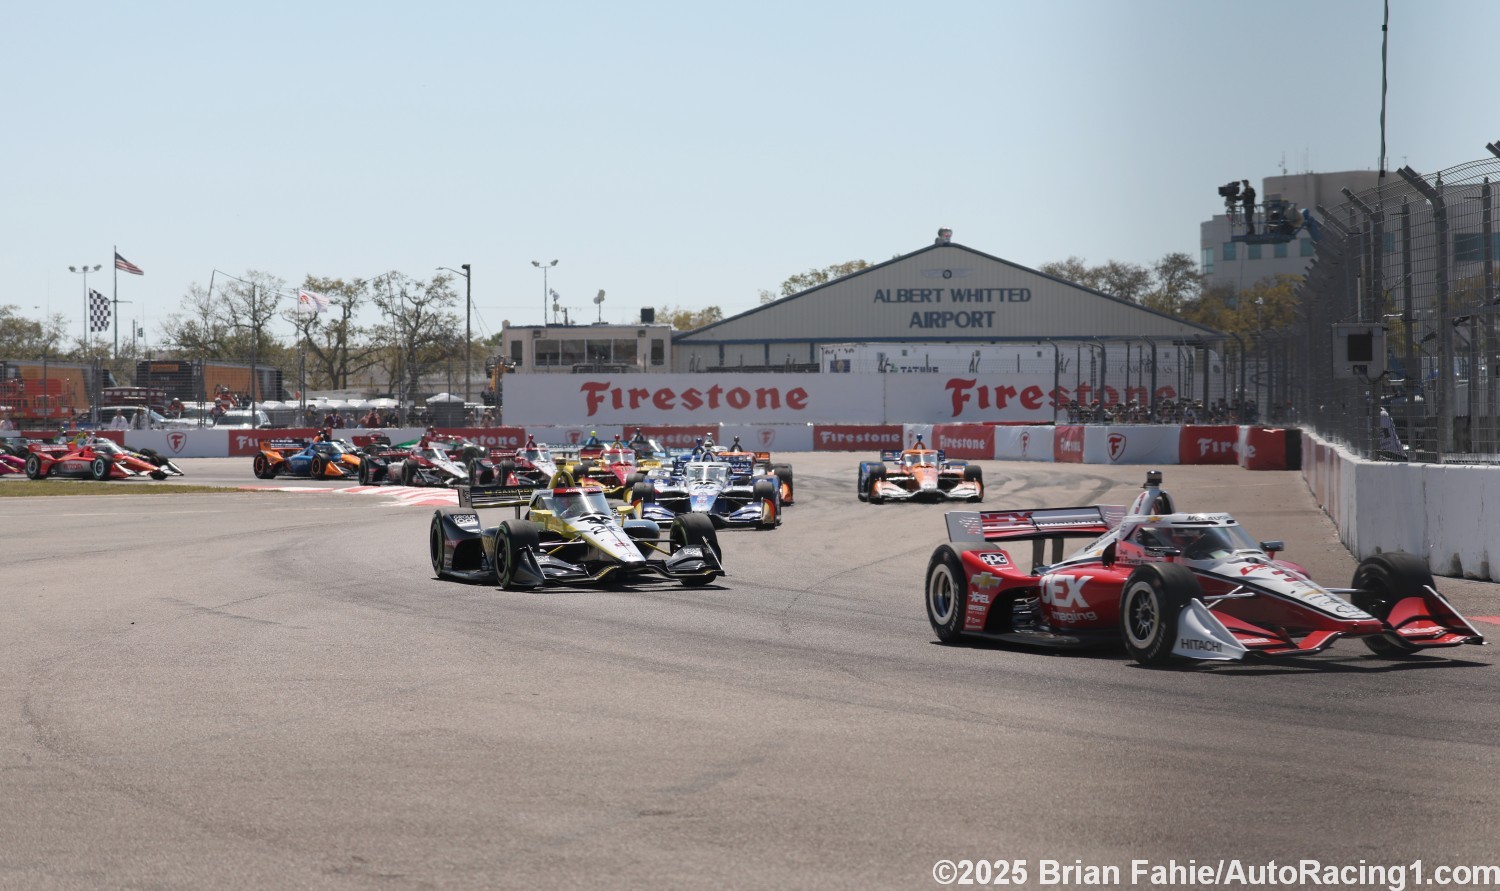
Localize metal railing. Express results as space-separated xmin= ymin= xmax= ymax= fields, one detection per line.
xmin=1291 ymin=146 xmax=1500 ymax=462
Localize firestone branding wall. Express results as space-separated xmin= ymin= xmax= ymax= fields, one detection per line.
xmin=505 ymin=373 xmax=1186 ymax=426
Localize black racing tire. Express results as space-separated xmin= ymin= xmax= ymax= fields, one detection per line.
xmin=138 ymin=447 xmax=164 ymax=466
xmin=401 ymin=459 xmax=417 ymax=487
xmin=856 ymin=463 xmax=871 ymax=502
xmin=460 ymin=445 xmax=483 ymax=466
xmin=752 ymin=478 xmax=779 ymax=529
xmin=429 ymin=512 xmax=447 ymax=578
xmin=25 ymin=453 xmax=45 ymax=480
xmin=1120 ymin=563 xmax=1199 ymax=665
xmin=670 ymin=513 xmax=721 ymax=586
xmin=91 ymin=455 xmax=112 ymax=481
xmin=624 ymin=471 xmax=645 ymax=489
xmin=311 ymin=455 xmax=329 ymax=478
xmin=493 ymin=520 xmax=541 ymax=590
xmin=925 ymin=546 xmax=967 ymax=643
xmin=630 ymin=481 xmax=655 ymax=504
xmin=358 ymin=459 xmax=372 ymax=485
xmin=1351 ymin=552 xmax=1433 ymax=657
xmin=150 ymin=469 xmax=168 ymax=481
xmin=772 ymin=464 xmax=794 ymax=504
xmin=496 ymin=460 xmax=515 ymax=485
xmin=867 ymin=464 xmax=886 ymax=504
xmin=253 ymin=453 xmax=277 ymax=479
xmin=963 ymin=464 xmax=984 ymax=503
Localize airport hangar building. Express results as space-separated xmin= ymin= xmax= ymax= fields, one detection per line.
xmin=669 ymin=237 xmax=1224 ymax=374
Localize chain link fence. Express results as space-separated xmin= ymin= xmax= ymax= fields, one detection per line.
xmin=1286 ymin=147 xmax=1500 ymax=463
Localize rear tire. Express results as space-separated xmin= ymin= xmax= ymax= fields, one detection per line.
xmin=311 ymin=455 xmax=328 ymax=478
xmin=1351 ymin=552 xmax=1432 ymax=657
xmin=493 ymin=520 xmax=540 ymax=590
xmin=629 ymin=481 xmax=655 ymax=505
xmin=1120 ymin=563 xmax=1198 ymax=665
xmin=253 ymin=454 xmax=277 ymax=479
xmin=496 ymin=460 xmax=515 ymax=485
xmin=670 ymin=513 xmax=721 ymax=586
xmin=401 ymin=460 xmax=417 ymax=487
xmin=925 ymin=547 xmax=966 ymax=643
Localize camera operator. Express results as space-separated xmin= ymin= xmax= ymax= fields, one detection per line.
xmin=1240 ymin=179 xmax=1256 ymax=234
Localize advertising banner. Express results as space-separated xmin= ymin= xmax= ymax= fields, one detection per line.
xmin=124 ymin=429 xmax=228 ymax=459
xmin=1238 ymin=427 xmax=1289 ymax=471
xmin=720 ymin=424 xmax=815 ymax=452
xmin=930 ymin=424 xmax=995 ymax=459
xmin=1178 ymin=425 xmax=1241 ymax=464
xmin=1083 ymin=425 xmax=1181 ymax=465
xmin=884 ymin=374 xmax=1058 ymax=423
xmin=1053 ymin=426 xmax=1086 ymax=463
xmin=503 ymin=374 xmax=880 ymax=425
xmin=994 ymin=425 xmax=1054 ymax=461
xmin=813 ymin=425 xmax=902 ymax=451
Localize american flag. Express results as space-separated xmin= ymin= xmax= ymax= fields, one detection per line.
xmin=114 ymin=252 xmax=144 ymax=275
xmin=89 ymin=289 xmax=111 ymax=332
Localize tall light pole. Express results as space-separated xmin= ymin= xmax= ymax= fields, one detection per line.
xmin=68 ymin=263 xmax=103 ymax=420
xmin=67 ymin=263 xmax=102 ymax=349
xmin=438 ymin=264 xmax=473 ymax=405
xmin=531 ymin=259 xmax=558 ymax=325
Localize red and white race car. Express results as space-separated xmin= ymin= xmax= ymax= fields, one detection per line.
xmin=24 ymin=436 xmax=184 ymax=481
xmin=924 ymin=470 xmax=1486 ymax=665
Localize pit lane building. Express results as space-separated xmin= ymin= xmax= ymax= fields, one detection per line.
xmin=669 ymin=236 xmax=1222 ymax=373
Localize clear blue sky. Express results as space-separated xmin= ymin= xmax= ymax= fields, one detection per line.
xmin=3 ymin=0 xmax=1495 ymax=349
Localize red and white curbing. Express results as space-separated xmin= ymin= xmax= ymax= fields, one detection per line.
xmin=238 ymin=484 xmax=458 ymax=507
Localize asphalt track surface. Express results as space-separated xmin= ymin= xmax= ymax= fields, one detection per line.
xmin=3 ymin=456 xmax=1499 ymax=890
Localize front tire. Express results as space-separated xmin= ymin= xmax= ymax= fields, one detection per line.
xmin=429 ymin=512 xmax=447 ymax=578
xmin=867 ymin=464 xmax=886 ymax=504
xmin=670 ymin=513 xmax=721 ymax=586
xmin=1351 ymin=552 xmax=1433 ymax=657
xmin=925 ymin=547 xmax=966 ymax=643
xmin=91 ymin=456 xmax=112 ymax=481
xmin=25 ymin=453 xmax=46 ymax=480
xmin=1120 ymin=563 xmax=1198 ymax=665
xmin=493 ymin=520 xmax=541 ymax=590
xmin=963 ymin=464 xmax=984 ymax=503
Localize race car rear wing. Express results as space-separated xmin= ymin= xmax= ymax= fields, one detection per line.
xmin=946 ymin=505 xmax=1127 ymax=567
xmin=458 ymin=482 xmax=539 ymax=510
xmin=946 ymin=506 xmax=1126 ymax=544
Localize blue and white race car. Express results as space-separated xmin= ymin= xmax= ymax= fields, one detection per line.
xmin=627 ymin=455 xmax=781 ymax=529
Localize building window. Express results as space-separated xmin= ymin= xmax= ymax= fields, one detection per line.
xmin=1223 ymin=242 xmax=1237 ymax=261
xmin=1274 ymin=241 xmax=1288 ymax=259
xmin=1248 ymin=244 xmax=1262 ymax=260
xmin=651 ymin=339 xmax=665 ymax=365
xmin=510 ymin=340 xmax=524 ymax=365
xmin=1201 ymin=246 xmax=1215 ymax=274
xmin=536 ymin=339 xmax=562 ymax=367
xmin=1455 ymin=232 xmax=1500 ymax=264
xmin=1300 ymin=238 xmax=1315 ymax=257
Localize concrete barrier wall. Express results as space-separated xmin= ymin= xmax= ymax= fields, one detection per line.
xmin=1300 ymin=429 xmax=1500 ymax=582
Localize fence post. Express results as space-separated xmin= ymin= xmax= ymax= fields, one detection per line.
xmin=1399 ymin=167 xmax=1450 ymax=459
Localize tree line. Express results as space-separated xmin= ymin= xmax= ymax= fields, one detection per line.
xmin=1 ymin=253 xmax=1300 ymax=392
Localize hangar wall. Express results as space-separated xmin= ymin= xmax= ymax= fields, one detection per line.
xmin=671 ymin=242 xmax=1221 ymax=372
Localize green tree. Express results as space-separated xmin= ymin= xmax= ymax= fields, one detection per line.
xmin=1142 ymin=252 xmax=1203 ymax=315
xmin=288 ymin=276 xmax=382 ymax=390
xmin=777 ymin=260 xmax=871 ymax=297
xmin=369 ymin=272 xmax=461 ymax=400
xmin=656 ymin=305 xmax=724 ymax=331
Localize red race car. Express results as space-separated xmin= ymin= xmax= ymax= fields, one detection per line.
xmin=25 ymin=436 xmax=184 ymax=481
xmin=924 ymin=469 xmax=1486 ymax=665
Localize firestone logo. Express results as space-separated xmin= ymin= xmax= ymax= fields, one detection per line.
xmin=818 ymin=431 xmax=898 ymax=446
xmin=166 ymin=432 xmax=187 ymax=453
xmin=938 ymin=436 xmax=988 ymax=450
xmin=758 ymin=429 xmax=775 ymax=448
xmin=1108 ymin=432 xmax=1127 ymax=462
xmin=1019 ymin=431 xmax=1030 ymax=457
xmin=579 ymin=380 xmax=809 ymax=417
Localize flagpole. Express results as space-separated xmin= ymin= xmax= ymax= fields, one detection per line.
xmin=113 ymin=244 xmax=119 ymax=357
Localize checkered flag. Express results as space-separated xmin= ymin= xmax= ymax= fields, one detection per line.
xmin=89 ymin=289 xmax=110 ymax=332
